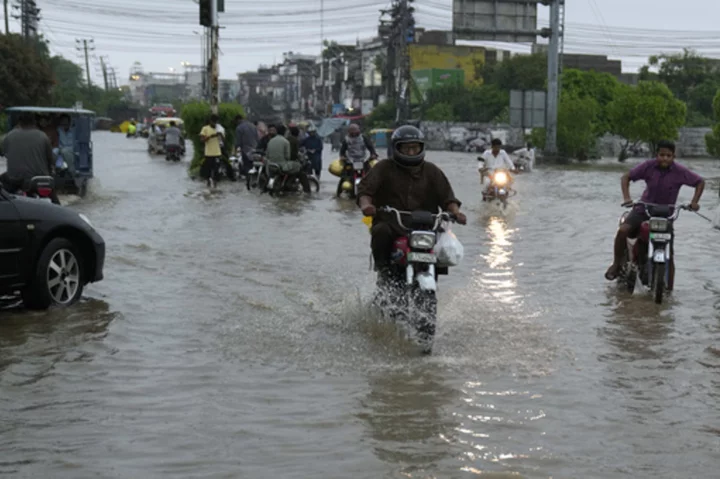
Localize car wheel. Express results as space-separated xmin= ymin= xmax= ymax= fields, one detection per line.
xmin=22 ymin=238 xmax=84 ymax=310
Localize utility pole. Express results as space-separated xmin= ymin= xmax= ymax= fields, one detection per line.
xmin=4 ymin=0 xmax=9 ymax=34
xmin=100 ymin=56 xmax=109 ymax=91
xmin=397 ymin=0 xmax=413 ymax=123
xmin=319 ymin=0 xmax=324 ymax=115
xmin=76 ymin=38 xmax=95 ymax=98
xmin=14 ymin=0 xmax=39 ymax=39
xmin=544 ymin=0 xmax=562 ymax=156
xmin=209 ymin=0 xmax=219 ymax=114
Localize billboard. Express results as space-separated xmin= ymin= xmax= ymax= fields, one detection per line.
xmin=509 ymin=90 xmax=546 ymax=128
xmin=412 ymin=69 xmax=465 ymax=103
xmin=453 ymin=0 xmax=538 ymax=43
xmin=408 ymin=44 xmax=486 ymax=87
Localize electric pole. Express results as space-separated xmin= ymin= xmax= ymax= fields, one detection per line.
xmin=544 ymin=0 xmax=563 ymax=156
xmin=100 ymin=56 xmax=109 ymax=91
xmin=14 ymin=0 xmax=39 ymax=38
xmin=199 ymin=0 xmax=219 ymax=111
xmin=76 ymin=38 xmax=95 ymax=98
xmin=4 ymin=0 xmax=9 ymax=35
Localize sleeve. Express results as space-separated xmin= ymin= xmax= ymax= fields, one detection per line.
xmin=681 ymin=165 xmax=703 ymax=187
xmin=628 ymin=160 xmax=651 ymax=182
xmin=200 ymin=126 xmax=208 ymax=138
xmin=339 ymin=140 xmax=348 ymax=157
xmin=357 ymin=162 xmax=383 ymax=200
xmin=504 ymin=152 xmax=514 ymax=169
xmin=434 ymin=165 xmax=462 ymax=209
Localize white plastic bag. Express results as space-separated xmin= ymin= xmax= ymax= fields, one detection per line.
xmin=435 ymin=226 xmax=464 ymax=267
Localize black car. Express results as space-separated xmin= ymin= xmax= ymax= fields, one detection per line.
xmin=0 ymin=183 xmax=105 ymax=309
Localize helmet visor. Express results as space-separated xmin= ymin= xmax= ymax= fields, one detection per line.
xmin=396 ymin=141 xmax=423 ymax=156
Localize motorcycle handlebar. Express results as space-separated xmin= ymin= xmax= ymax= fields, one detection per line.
xmin=378 ymin=206 xmax=457 ymax=231
xmin=622 ymin=201 xmax=688 ymax=219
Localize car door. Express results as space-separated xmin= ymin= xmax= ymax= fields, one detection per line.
xmin=0 ymin=194 xmax=25 ymax=283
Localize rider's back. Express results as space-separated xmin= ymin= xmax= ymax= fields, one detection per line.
xmin=2 ymin=128 xmax=52 ymax=179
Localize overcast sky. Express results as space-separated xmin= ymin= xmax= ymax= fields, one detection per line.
xmin=2 ymin=0 xmax=719 ymax=86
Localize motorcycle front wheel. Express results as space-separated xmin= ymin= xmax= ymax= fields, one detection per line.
xmin=410 ymin=288 xmax=438 ymax=354
xmin=652 ymin=262 xmax=665 ymax=304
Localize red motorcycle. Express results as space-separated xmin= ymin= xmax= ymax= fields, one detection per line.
xmin=617 ymin=201 xmax=688 ymax=304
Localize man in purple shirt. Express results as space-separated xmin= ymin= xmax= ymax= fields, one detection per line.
xmin=605 ymin=140 xmax=705 ymax=289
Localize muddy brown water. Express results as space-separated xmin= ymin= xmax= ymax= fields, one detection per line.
xmin=2 ymin=133 xmax=720 ymax=478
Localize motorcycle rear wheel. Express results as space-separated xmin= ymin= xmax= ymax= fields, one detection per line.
xmin=652 ymin=262 xmax=665 ymax=304
xmin=307 ymin=175 xmax=320 ymax=193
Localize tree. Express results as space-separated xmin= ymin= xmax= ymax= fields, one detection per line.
xmin=481 ymin=53 xmax=547 ymax=92
xmin=365 ymin=100 xmax=396 ymax=130
xmin=422 ymin=84 xmax=508 ymax=123
xmin=607 ymin=81 xmax=687 ymax=161
xmin=704 ymin=89 xmax=720 ymax=158
xmin=424 ymin=102 xmax=456 ymax=122
xmin=561 ymin=68 xmax=623 ymax=134
xmin=640 ymin=49 xmax=720 ymax=126
xmin=0 ymin=33 xmax=54 ymax=107
xmin=529 ymin=94 xmax=601 ymax=161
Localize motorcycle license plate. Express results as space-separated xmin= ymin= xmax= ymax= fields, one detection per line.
xmin=407 ymin=252 xmax=436 ymax=264
xmin=651 ymin=233 xmax=672 ymax=240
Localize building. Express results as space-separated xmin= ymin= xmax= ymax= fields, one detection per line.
xmin=531 ymin=45 xmax=623 ymax=77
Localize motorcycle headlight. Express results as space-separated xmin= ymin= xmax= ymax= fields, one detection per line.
xmin=409 ymin=232 xmax=436 ymax=250
xmin=649 ymin=218 xmax=668 ymax=232
xmin=494 ymin=172 xmax=508 ymax=185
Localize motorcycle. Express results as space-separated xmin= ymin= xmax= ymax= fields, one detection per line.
xmin=245 ymin=150 xmax=268 ymax=191
xmin=336 ymin=157 xmax=372 ymax=199
xmin=482 ymin=169 xmax=515 ymax=207
xmin=617 ymin=201 xmax=687 ymax=304
xmin=1 ymin=175 xmax=56 ymax=203
xmin=372 ymin=206 xmax=460 ymax=354
xmin=165 ymin=144 xmax=182 ymax=162
xmin=264 ymin=152 xmax=320 ymax=196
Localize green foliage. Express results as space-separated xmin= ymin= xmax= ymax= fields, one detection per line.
xmin=640 ymin=49 xmax=720 ymax=127
xmin=529 ymin=94 xmax=600 ymax=161
xmin=424 ymin=102 xmax=456 ymax=122
xmin=181 ymin=102 xmax=246 ymax=175
xmin=365 ymin=100 xmax=396 ymax=130
xmin=0 ymin=33 xmax=54 ymax=107
xmin=481 ymin=53 xmax=547 ymax=92
xmin=607 ymin=81 xmax=687 ymax=156
xmin=704 ymin=89 xmax=720 ymax=158
xmin=561 ymin=69 xmax=623 ymax=134
xmin=422 ymin=84 xmax=508 ymax=123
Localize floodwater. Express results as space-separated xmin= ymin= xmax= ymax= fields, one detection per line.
xmin=2 ymin=133 xmax=720 ymax=478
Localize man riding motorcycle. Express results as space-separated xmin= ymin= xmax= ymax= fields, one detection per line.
xmin=357 ymin=125 xmax=467 ymax=282
xmin=479 ymin=139 xmax=515 ymax=184
xmin=340 ymin=123 xmax=378 ymax=170
xmin=604 ymin=140 xmax=704 ymax=290
xmin=164 ymin=121 xmax=183 ymax=160
xmin=0 ymin=111 xmax=61 ymax=204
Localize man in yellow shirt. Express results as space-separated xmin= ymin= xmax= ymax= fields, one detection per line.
xmin=199 ymin=114 xmax=235 ymax=185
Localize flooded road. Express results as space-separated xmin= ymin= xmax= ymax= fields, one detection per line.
xmin=2 ymin=133 xmax=720 ymax=478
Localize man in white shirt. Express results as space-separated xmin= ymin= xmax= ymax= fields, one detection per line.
xmin=512 ymin=142 xmax=535 ymax=171
xmin=478 ymin=138 xmax=515 ymax=185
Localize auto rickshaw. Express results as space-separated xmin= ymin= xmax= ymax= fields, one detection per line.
xmin=147 ymin=117 xmax=186 ymax=155
xmin=4 ymin=106 xmax=95 ymax=197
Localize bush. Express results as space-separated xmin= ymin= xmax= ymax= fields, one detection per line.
xmin=181 ymin=101 xmax=245 ymax=176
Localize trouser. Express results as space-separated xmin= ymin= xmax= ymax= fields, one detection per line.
xmin=310 ymin=155 xmax=322 ymax=177
xmin=370 ymin=221 xmax=406 ymax=268
xmin=201 ymin=156 xmax=234 ymax=180
xmin=241 ymin=151 xmax=253 ymax=175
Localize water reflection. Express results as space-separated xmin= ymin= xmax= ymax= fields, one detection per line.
xmin=357 ymin=365 xmax=459 ymax=475
xmin=0 ymin=299 xmax=119 ymax=377
xmin=598 ymin=291 xmax=675 ymax=362
xmin=472 ymin=217 xmax=519 ymax=306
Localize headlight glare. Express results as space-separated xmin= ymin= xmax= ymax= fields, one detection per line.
xmin=649 ymin=218 xmax=668 ymax=232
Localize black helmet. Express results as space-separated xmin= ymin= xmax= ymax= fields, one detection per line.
xmin=391 ymin=125 xmax=425 ymax=167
